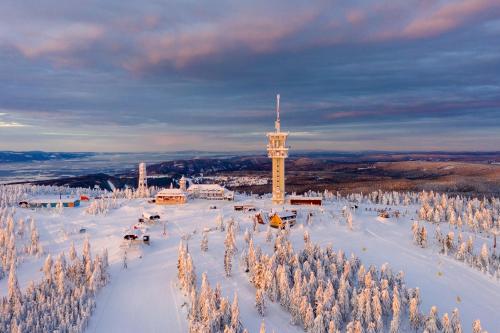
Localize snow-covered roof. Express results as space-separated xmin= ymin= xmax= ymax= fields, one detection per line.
xmin=188 ymin=184 xmax=225 ymax=191
xmin=123 ymin=228 xmax=143 ymax=237
xmin=156 ymin=188 xmax=186 ymax=196
xmin=29 ymin=195 xmax=79 ymax=204
xmin=288 ymin=195 xmax=322 ymax=200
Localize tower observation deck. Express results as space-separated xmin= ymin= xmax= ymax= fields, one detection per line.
xmin=267 ymin=94 xmax=289 ymax=205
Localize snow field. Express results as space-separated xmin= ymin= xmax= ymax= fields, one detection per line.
xmin=1 ymin=194 xmax=498 ymax=332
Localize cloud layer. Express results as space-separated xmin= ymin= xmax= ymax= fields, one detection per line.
xmin=0 ymin=0 xmax=499 ymax=151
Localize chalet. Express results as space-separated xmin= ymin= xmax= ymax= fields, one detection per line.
xmin=269 ymin=211 xmax=297 ymax=229
xmin=155 ymin=189 xmax=187 ymax=205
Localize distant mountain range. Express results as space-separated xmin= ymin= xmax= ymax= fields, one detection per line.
xmin=8 ymin=151 xmax=499 ymax=197
xmin=0 ymin=151 xmax=95 ymax=163
xmin=2 ymin=150 xmax=499 ymax=164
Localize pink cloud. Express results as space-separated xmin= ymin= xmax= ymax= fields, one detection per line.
xmin=17 ymin=24 xmax=104 ymax=59
xmin=326 ymin=110 xmax=375 ymax=120
xmin=5 ymin=1 xmax=500 ymax=73
xmin=402 ymin=0 xmax=500 ymax=38
xmin=346 ymin=9 xmax=366 ymax=25
xmin=126 ymin=9 xmax=318 ymax=71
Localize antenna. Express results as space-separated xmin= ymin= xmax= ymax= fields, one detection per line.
xmin=275 ymin=94 xmax=281 ymax=132
xmin=276 ymin=94 xmax=280 ymax=121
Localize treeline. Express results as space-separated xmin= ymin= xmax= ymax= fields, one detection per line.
xmin=240 ymin=230 xmax=487 ymax=333
xmin=177 ymin=242 xmax=246 ymax=333
xmin=0 ymin=239 xmax=109 ymax=332
xmin=0 ymin=208 xmax=43 ymax=280
xmin=413 ymin=192 xmax=499 ymax=278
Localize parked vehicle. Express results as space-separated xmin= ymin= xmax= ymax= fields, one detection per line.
xmin=142 ymin=212 xmax=160 ymax=221
xmin=234 ymin=205 xmax=257 ymax=212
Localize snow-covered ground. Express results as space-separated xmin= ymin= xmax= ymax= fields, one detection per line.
xmin=1 ymin=196 xmax=499 ymax=332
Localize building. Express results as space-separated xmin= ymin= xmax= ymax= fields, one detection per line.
xmin=155 ymin=188 xmax=187 ymax=205
xmin=267 ymin=94 xmax=289 ymax=205
xmin=137 ymin=162 xmax=148 ymax=197
xmin=269 ymin=211 xmax=297 ymax=229
xmin=289 ymin=195 xmax=323 ymax=206
xmin=20 ymin=196 xmax=81 ymax=208
xmin=187 ymin=184 xmax=234 ymax=200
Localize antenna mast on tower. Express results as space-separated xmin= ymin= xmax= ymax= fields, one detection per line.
xmin=275 ymin=94 xmax=281 ymax=132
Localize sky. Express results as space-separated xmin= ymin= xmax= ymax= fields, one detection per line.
xmin=0 ymin=0 xmax=499 ymax=152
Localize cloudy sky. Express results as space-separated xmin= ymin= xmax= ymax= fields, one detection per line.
xmin=1 ymin=0 xmax=499 ymax=152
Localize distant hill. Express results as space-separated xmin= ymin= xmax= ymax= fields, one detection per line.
xmin=16 ymin=152 xmax=500 ymax=197
xmin=0 ymin=151 xmax=94 ymax=163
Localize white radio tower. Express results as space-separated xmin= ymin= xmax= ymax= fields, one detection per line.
xmin=138 ymin=162 xmax=148 ymax=197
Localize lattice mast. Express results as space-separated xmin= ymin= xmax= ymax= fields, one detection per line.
xmin=138 ymin=162 xmax=148 ymax=197
xmin=267 ymin=94 xmax=289 ymax=205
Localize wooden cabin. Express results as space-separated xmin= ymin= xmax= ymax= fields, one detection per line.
xmin=269 ymin=211 xmax=297 ymax=229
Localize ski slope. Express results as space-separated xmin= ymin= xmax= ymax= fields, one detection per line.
xmin=2 ymin=196 xmax=498 ymax=332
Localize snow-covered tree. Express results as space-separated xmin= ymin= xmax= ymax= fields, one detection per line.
xmin=265 ymin=226 xmax=273 ymax=243
xmin=256 ymin=288 xmax=266 ymax=316
xmin=451 ymin=308 xmax=463 ymax=333
xmin=472 ymin=320 xmax=482 ymax=333
xmin=201 ymin=231 xmax=208 ymax=252
xmin=224 ymin=249 xmax=233 ymax=277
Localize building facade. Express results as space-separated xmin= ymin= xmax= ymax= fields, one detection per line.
xmin=267 ymin=94 xmax=289 ymax=205
xmin=187 ymin=184 xmax=234 ymax=200
xmin=289 ymin=195 xmax=323 ymax=206
xmin=155 ymin=189 xmax=187 ymax=205
xmin=20 ymin=196 xmax=81 ymax=208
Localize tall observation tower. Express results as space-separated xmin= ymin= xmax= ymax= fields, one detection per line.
xmin=267 ymin=94 xmax=289 ymax=205
xmin=137 ymin=162 xmax=148 ymax=197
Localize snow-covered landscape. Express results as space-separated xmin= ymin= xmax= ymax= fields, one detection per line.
xmin=3 ymin=0 xmax=500 ymax=331
xmin=0 ymin=185 xmax=498 ymax=332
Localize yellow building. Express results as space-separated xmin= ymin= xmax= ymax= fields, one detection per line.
xmin=155 ymin=188 xmax=187 ymax=205
xmin=269 ymin=211 xmax=297 ymax=229
xmin=267 ymin=94 xmax=289 ymax=205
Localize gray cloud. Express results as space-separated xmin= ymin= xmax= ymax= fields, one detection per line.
xmin=0 ymin=0 xmax=499 ymax=151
